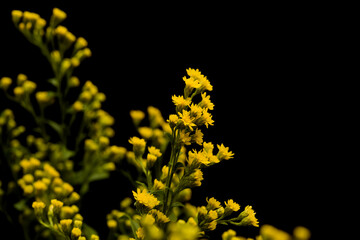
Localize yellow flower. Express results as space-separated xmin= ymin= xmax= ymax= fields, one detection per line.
xmin=172 ymin=95 xmax=191 ymax=111
xmin=136 ymin=227 xmax=145 ymax=240
xmin=148 ymin=146 xmax=162 ymax=157
xmin=183 ymin=76 xmax=201 ymax=97
xmin=130 ymin=110 xmax=145 ymax=125
xmin=189 ymin=103 xmax=203 ymax=119
xmin=153 ymin=179 xmax=165 ymax=190
xmin=107 ymin=219 xmax=117 ymax=229
xmin=73 ymin=101 xmax=84 ymax=112
xmin=138 ymin=127 xmax=153 ymax=139
xmin=146 ymin=154 xmax=157 ymax=168
xmin=74 ymin=37 xmax=88 ymax=51
xmin=33 ymin=180 xmax=47 ymax=194
xmin=36 ymin=91 xmax=54 ymax=105
xmin=149 ymin=209 xmax=170 ymax=224
xmin=225 ymin=199 xmax=240 ymax=213
xmin=11 ymin=10 xmax=23 ymax=23
xmin=32 ymin=201 xmax=45 ymax=216
xmin=217 ymin=144 xmax=234 ymax=160
xmin=90 ymin=235 xmax=100 ymax=240
xmin=206 ymin=197 xmax=221 ymax=210
xmin=178 ymin=130 xmax=192 ymax=145
xmin=14 ymin=86 xmax=25 ymax=98
xmin=222 ymin=229 xmax=237 ymax=240
xmin=60 ymin=219 xmax=73 ymax=233
xmin=260 ymin=225 xmax=290 ymax=240
xmin=132 ymin=188 xmax=160 ymax=209
xmin=188 ymin=150 xmax=210 ymax=167
xmin=22 ymin=80 xmax=37 ymax=93
xmin=186 ymin=68 xmax=203 ymax=80
xmin=0 ymin=77 xmax=12 ymax=90
xmin=129 ymin=137 xmax=146 ymax=157
xmin=44 ymin=163 xmax=60 ymax=178
xmin=207 ymin=220 xmax=217 ymax=231
xmin=199 ymin=92 xmax=214 ymax=110
xmin=50 ymin=199 xmax=64 ymax=214
xmin=167 ymin=114 xmax=179 ymax=128
xmin=190 ymin=169 xmax=204 ymax=187
xmin=168 ymin=220 xmax=200 ymax=240
xmin=191 ymin=128 xmax=204 ymax=145
xmin=178 ymin=110 xmax=196 ymax=131
xmin=293 ymin=226 xmax=311 ymax=240
xmin=52 ymin=8 xmax=67 ymax=25
xmin=186 ymin=68 xmax=213 ymax=92
xmin=238 ymin=206 xmax=259 ymax=227
xmin=207 ymin=210 xmax=218 ymax=220
xmin=71 ymin=227 xmax=82 ymax=239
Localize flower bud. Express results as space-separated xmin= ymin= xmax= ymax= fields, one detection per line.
xmin=11 ymin=10 xmax=23 ymax=24
xmin=51 ymin=8 xmax=67 ymax=26
xmin=0 ymin=77 xmax=12 ymax=90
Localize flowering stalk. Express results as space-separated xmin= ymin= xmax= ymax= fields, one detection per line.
xmin=162 ymin=128 xmax=181 ymax=214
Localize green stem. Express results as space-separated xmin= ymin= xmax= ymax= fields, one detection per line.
xmin=163 ymin=129 xmax=181 ymax=215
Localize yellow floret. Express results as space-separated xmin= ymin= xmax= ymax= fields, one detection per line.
xmin=132 ymin=188 xmax=160 ymax=209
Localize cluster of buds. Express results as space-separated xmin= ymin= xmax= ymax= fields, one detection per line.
xmin=0 ymin=109 xmax=25 ymax=140
xmin=184 ymin=197 xmax=258 ymax=236
xmin=130 ymin=106 xmax=171 ymax=153
xmin=32 ymin=199 xmax=99 ymax=240
xmin=17 ymin=157 xmax=80 ymax=206
xmin=11 ymin=8 xmax=91 ymax=79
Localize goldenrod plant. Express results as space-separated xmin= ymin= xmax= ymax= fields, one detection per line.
xmin=0 ymin=8 xmax=311 ymax=240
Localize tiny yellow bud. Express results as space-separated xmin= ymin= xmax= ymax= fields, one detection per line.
xmin=107 ymin=219 xmax=117 ymax=229
xmin=130 ymin=110 xmax=145 ymax=125
xmin=60 ymin=219 xmax=72 ymax=233
xmin=128 ymin=137 xmax=146 ymax=157
xmin=73 ymin=101 xmax=84 ymax=112
xmin=22 ymin=81 xmax=37 ymax=93
xmin=68 ymin=76 xmax=80 ymax=88
xmin=74 ymin=220 xmax=83 ymax=228
xmin=17 ymin=74 xmax=27 ymax=84
xmin=36 ymin=91 xmax=54 ymax=106
xmin=90 ymin=235 xmax=100 ymax=240
xmin=50 ymin=199 xmax=64 ymax=213
xmin=85 ymin=139 xmax=98 ymax=152
xmin=14 ymin=86 xmax=24 ymax=98
xmin=103 ymin=162 xmax=116 ymax=171
xmin=0 ymin=77 xmax=12 ymax=90
xmin=32 ymin=201 xmax=46 ymax=216
xmin=54 ymin=25 xmax=68 ymax=36
xmin=11 ymin=10 xmax=23 ymax=23
xmin=51 ymin=50 xmax=61 ymax=63
xmin=83 ymin=48 xmax=92 ymax=57
xmin=71 ymin=227 xmax=82 ymax=239
xmin=35 ymin=18 xmax=47 ymax=29
xmin=52 ymin=8 xmax=67 ymax=25
xmin=74 ymin=37 xmax=88 ymax=51
xmin=293 ymin=226 xmax=311 ymax=240
xmin=60 ymin=59 xmax=72 ymax=74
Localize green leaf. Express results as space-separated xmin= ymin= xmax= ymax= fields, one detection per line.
xmin=14 ymin=199 xmax=27 ymax=211
xmin=135 ymin=181 xmax=148 ymax=189
xmin=88 ymin=170 xmax=110 ymax=182
xmin=47 ymin=78 xmax=59 ymax=87
xmin=62 ymin=147 xmax=75 ymax=159
xmin=171 ymin=201 xmax=184 ymax=208
xmin=46 ymin=120 xmax=62 ymax=135
xmin=82 ymin=223 xmax=98 ymax=239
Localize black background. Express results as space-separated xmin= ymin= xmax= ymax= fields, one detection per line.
xmin=0 ymin=1 xmax=334 ymax=239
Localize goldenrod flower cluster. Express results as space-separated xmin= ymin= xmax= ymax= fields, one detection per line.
xmin=0 ymin=7 xmax=311 ymax=240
